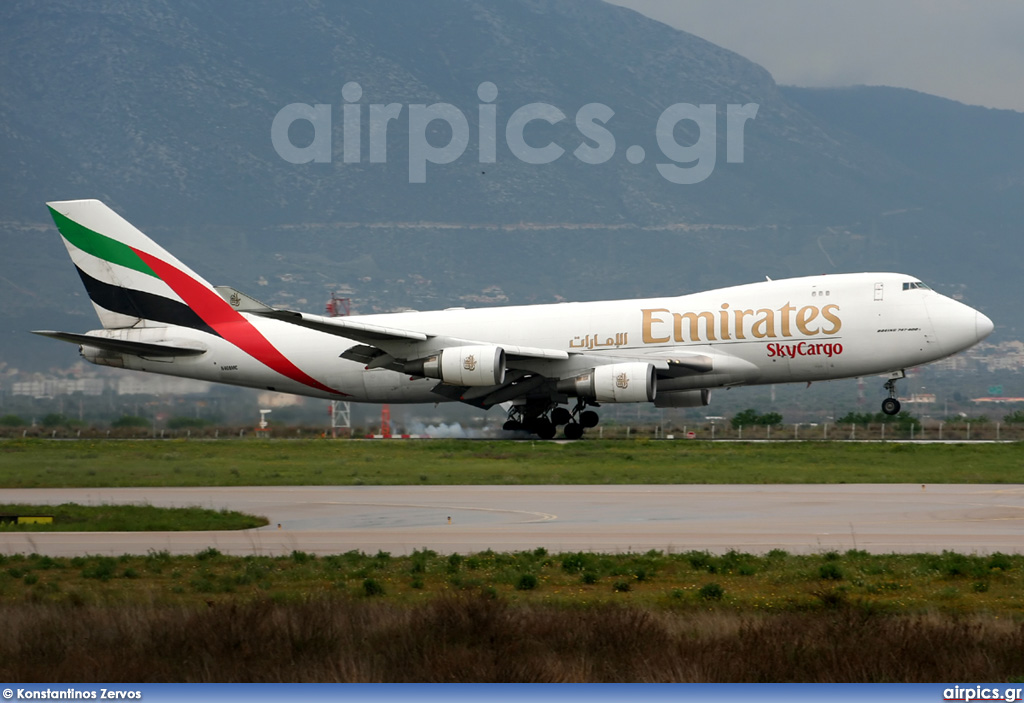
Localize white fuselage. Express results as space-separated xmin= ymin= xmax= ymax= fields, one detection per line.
xmin=84 ymin=272 xmax=992 ymax=404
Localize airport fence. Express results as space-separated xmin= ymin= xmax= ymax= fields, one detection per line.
xmin=602 ymin=420 xmax=1024 ymax=442
xmin=1 ymin=421 xmax=1023 ymax=441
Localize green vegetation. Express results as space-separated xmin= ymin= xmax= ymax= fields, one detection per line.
xmin=0 ymin=503 xmax=266 ymax=531
xmin=167 ymin=416 xmax=213 ymax=429
xmin=731 ymin=408 xmax=783 ymax=429
xmin=0 ymin=414 xmax=26 ymax=427
xmin=1 ymin=548 xmax=1020 ymax=613
xmin=111 ymin=415 xmax=149 ymax=429
xmin=39 ymin=413 xmax=76 ymax=428
xmin=1004 ymin=410 xmax=1024 ymax=424
xmin=698 ymin=582 xmax=724 ymax=601
xmin=838 ymin=410 xmax=922 ymax=430
xmin=1 ymin=438 xmax=1022 ymax=487
xmin=0 ymin=549 xmax=1023 ymax=681
xmin=515 ymin=573 xmax=539 ymax=591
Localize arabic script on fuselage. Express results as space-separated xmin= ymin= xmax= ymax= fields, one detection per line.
xmin=568 ymin=332 xmax=629 ymax=350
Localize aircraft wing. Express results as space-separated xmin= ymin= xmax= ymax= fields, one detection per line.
xmin=252 ymin=308 xmax=569 ymax=361
xmin=256 ymin=308 xmax=431 ymax=344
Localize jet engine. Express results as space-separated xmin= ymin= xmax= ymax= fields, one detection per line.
xmin=654 ymin=389 xmax=710 ymax=408
xmin=405 ymin=345 xmax=506 ymax=386
xmin=557 ymin=362 xmax=656 ymax=403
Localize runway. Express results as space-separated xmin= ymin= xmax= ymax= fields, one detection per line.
xmin=1 ymin=484 xmax=1022 ymax=556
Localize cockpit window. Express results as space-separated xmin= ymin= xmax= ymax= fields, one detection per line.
xmin=902 ymin=281 xmax=931 ymax=291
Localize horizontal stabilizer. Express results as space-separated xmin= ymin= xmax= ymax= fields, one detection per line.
xmin=31 ymin=330 xmax=207 ymax=357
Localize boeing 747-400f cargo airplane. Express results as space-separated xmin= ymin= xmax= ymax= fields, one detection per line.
xmin=35 ymin=200 xmax=993 ymax=439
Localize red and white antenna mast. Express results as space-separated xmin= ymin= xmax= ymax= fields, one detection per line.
xmin=327 ymin=292 xmax=352 ymax=438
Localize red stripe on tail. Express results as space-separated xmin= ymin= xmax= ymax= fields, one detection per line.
xmin=133 ymin=249 xmax=346 ymax=396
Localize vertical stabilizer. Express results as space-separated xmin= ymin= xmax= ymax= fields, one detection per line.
xmin=47 ymin=199 xmax=216 ymax=331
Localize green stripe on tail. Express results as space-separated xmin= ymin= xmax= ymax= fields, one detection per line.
xmin=48 ymin=207 xmax=158 ymax=279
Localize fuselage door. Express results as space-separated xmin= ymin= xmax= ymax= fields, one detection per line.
xmin=873 ymin=282 xmax=884 ymax=301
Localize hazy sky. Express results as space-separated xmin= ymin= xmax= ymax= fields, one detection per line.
xmin=607 ymin=0 xmax=1024 ymax=112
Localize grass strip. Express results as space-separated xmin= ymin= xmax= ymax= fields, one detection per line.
xmin=0 ymin=503 xmax=267 ymax=532
xmin=1 ymin=548 xmax=1022 ymax=615
xmin=2 ymin=438 xmax=1023 ymax=487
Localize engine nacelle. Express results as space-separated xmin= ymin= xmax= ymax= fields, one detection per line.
xmin=406 ymin=345 xmax=506 ymax=386
xmin=558 ymin=362 xmax=656 ymax=403
xmin=654 ymin=389 xmax=710 ymax=408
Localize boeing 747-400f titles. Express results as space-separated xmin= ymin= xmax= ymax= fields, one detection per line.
xmin=36 ymin=200 xmax=994 ymax=439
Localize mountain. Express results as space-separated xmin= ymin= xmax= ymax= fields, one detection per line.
xmin=782 ymin=84 xmax=1024 ymax=283
xmin=1 ymin=0 xmax=1021 ymax=372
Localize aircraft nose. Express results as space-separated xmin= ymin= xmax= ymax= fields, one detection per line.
xmin=926 ymin=296 xmax=991 ymax=354
xmin=976 ymin=311 xmax=994 ymax=341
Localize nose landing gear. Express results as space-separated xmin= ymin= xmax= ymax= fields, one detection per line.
xmin=881 ymin=395 xmax=901 ymax=416
xmin=881 ymin=370 xmax=905 ymax=415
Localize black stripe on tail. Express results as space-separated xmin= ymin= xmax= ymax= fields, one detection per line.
xmin=74 ymin=265 xmax=217 ymax=335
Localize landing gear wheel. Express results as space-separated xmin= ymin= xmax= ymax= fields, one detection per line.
xmin=533 ymin=418 xmax=556 ymax=440
xmin=579 ymin=410 xmax=600 ymax=428
xmin=550 ymin=407 xmax=572 ymax=426
xmin=563 ymin=422 xmax=584 ymax=440
xmin=881 ymin=373 xmax=903 ymax=416
xmin=503 ymin=420 xmax=524 ymax=432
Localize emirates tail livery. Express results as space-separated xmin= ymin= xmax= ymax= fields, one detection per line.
xmin=36 ymin=199 xmax=993 ymax=439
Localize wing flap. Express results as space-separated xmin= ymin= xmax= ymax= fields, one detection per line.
xmin=340 ymin=344 xmax=386 ymax=365
xmin=504 ymin=345 xmax=570 ymax=361
xmin=624 ymin=350 xmax=715 ymax=375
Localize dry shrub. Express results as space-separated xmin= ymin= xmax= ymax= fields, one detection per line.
xmin=0 ymin=598 xmax=1021 ymax=682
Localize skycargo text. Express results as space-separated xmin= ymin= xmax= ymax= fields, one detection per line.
xmin=767 ymin=341 xmax=844 ymax=359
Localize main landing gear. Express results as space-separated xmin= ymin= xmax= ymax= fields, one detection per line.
xmin=502 ymin=406 xmax=557 ymax=439
xmin=503 ymin=401 xmax=600 ymax=439
xmin=557 ymin=401 xmax=599 ymax=440
xmin=881 ymin=370 xmax=905 ymax=416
